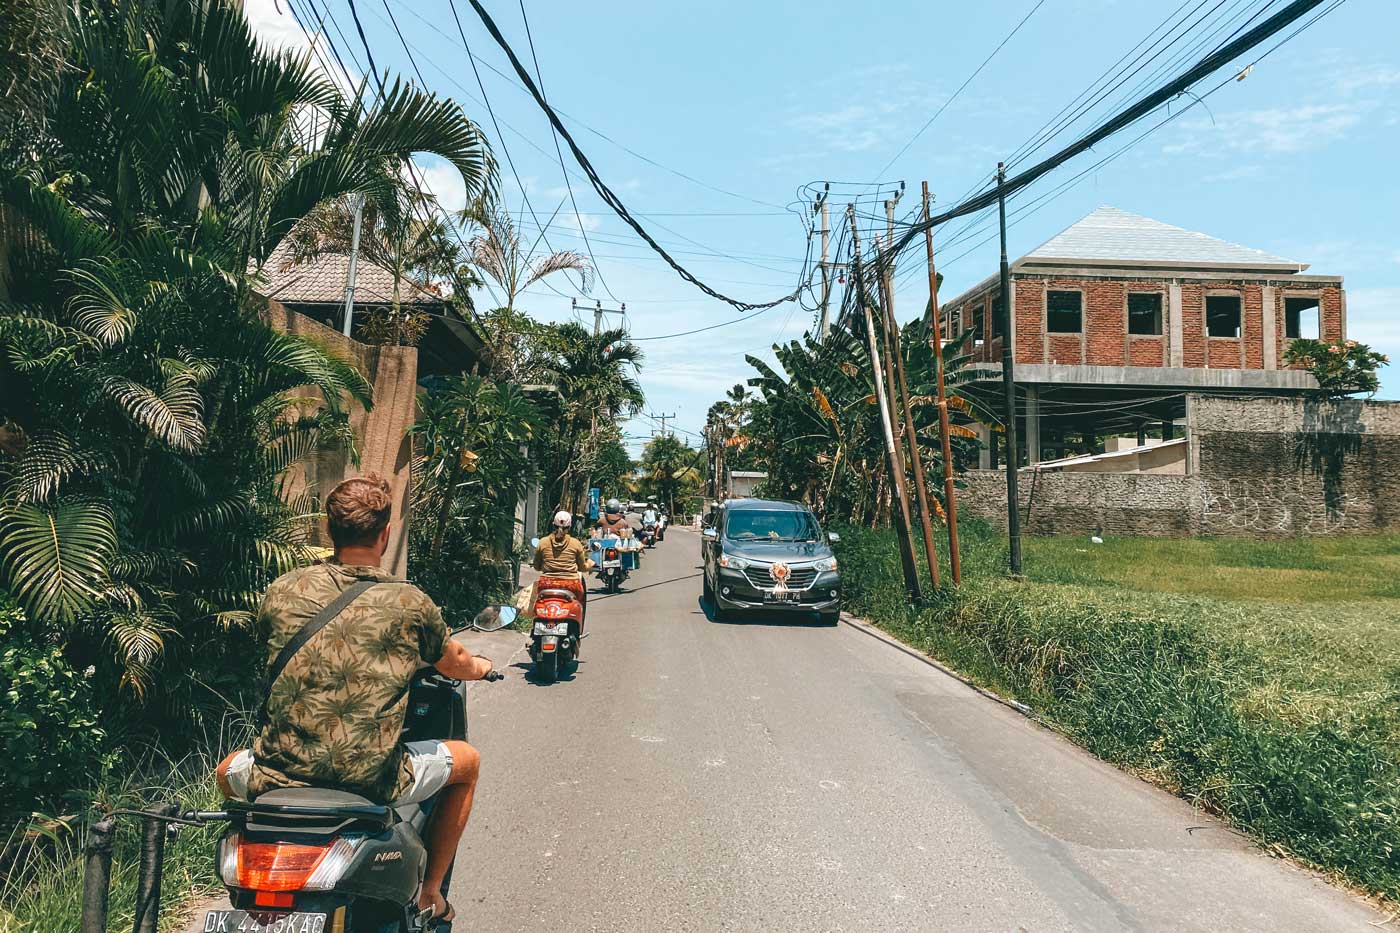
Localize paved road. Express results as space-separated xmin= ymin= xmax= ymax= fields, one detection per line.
xmin=453 ymin=527 xmax=1382 ymax=931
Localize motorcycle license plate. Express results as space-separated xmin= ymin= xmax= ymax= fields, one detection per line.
xmin=603 ymin=559 xmax=621 ymax=568
xmin=203 ymin=910 xmax=326 ymax=933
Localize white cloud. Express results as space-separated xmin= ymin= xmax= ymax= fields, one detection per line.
xmin=1164 ymin=103 xmax=1365 ymax=157
xmin=413 ymin=158 xmax=470 ymax=214
xmin=1346 ymin=287 xmax=1400 ymax=346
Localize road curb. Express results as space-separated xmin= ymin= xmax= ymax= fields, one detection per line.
xmin=838 ymin=611 xmax=1038 ymax=719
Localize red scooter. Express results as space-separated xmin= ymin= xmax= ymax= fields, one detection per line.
xmin=529 ymin=573 xmax=585 ymax=683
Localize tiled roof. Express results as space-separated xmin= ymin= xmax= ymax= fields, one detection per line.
xmin=1021 ymin=206 xmax=1305 ymax=271
xmin=256 ymin=241 xmax=447 ymax=307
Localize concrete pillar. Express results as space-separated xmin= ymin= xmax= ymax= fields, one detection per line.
xmin=1025 ymin=386 xmax=1041 ymax=465
xmin=1261 ymin=285 xmax=1277 ymax=369
xmin=1168 ymin=283 xmax=1184 ymax=367
xmin=977 ymin=423 xmax=992 ymax=470
xmin=1137 ymin=423 xmax=1147 ymax=447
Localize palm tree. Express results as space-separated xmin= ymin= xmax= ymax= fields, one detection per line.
xmin=463 ymin=200 xmax=591 ymax=377
xmin=0 ymin=0 xmax=496 ymax=702
xmin=548 ymin=324 xmax=644 ymax=512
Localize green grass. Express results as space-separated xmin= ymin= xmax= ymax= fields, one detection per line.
xmin=833 ymin=522 xmax=1400 ymax=901
xmin=0 ymin=723 xmax=245 ymax=932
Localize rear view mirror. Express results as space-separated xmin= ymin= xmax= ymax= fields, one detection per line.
xmin=471 ymin=605 xmax=517 ymax=633
xmin=827 ymin=531 xmax=841 ymax=543
xmin=530 ymin=536 xmax=540 ymax=548
xmin=703 ymin=527 xmax=718 ymax=539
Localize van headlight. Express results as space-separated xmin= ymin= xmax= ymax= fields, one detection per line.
xmin=814 ymin=557 xmax=838 ymax=572
xmin=718 ymin=554 xmax=749 ymax=571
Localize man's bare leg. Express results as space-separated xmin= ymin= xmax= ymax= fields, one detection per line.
xmin=215 ymin=750 xmax=240 ymax=799
xmin=417 ymin=740 xmax=481 ymax=917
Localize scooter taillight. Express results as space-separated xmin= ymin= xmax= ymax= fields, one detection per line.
xmin=606 ymin=548 xmax=618 ymax=560
xmin=237 ymin=840 xmax=331 ymax=890
xmin=221 ymin=833 xmax=365 ymax=893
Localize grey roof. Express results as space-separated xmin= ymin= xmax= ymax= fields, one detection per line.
xmin=1021 ymin=206 xmax=1306 ymax=272
xmin=256 ymin=241 xmax=447 ymax=307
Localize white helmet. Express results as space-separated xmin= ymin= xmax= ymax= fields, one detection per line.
xmin=552 ymin=510 xmax=572 ymax=528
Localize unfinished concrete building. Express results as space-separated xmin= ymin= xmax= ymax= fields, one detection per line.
xmin=941 ymin=206 xmax=1343 ymax=469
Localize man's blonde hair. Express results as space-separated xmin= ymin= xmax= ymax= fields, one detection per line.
xmin=326 ymin=474 xmax=393 ymax=547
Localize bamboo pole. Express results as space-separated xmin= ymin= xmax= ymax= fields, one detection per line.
xmin=884 ymin=202 xmax=941 ymax=589
xmin=922 ymin=181 xmax=962 ymax=584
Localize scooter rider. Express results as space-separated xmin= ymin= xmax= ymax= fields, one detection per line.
xmin=534 ymin=510 xmax=592 ymax=575
xmin=595 ymin=498 xmax=632 ymax=536
xmin=214 ymin=475 xmax=491 ymax=927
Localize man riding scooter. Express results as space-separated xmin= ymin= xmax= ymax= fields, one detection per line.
xmin=214 ymin=475 xmax=493 ymax=927
xmin=592 ymin=499 xmax=637 ymax=593
xmin=528 ymin=511 xmax=592 ymax=679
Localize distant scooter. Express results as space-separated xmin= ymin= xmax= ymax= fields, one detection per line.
xmin=639 ymin=522 xmax=658 ymax=548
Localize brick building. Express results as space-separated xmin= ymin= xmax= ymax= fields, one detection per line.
xmin=940 ymin=207 xmax=1344 ymax=467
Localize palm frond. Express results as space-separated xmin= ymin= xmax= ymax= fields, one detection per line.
xmin=0 ymin=497 xmax=117 ymax=621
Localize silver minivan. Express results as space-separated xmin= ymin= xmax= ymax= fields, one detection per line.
xmin=701 ymin=498 xmax=841 ymax=624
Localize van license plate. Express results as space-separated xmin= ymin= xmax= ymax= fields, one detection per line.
xmin=204 ymin=910 xmax=327 ymax=933
xmin=764 ymin=591 xmax=799 ymax=604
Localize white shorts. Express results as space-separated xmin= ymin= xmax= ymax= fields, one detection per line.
xmin=223 ymin=740 xmax=455 ymax=806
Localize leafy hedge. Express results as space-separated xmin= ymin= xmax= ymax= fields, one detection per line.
xmin=832 ymin=522 xmax=1400 ymax=899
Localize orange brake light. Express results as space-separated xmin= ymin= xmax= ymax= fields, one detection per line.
xmin=237 ymin=840 xmax=332 ymax=891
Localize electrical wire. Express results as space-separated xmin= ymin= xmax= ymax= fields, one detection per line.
xmin=462 ymin=0 xmax=806 ymax=313
xmin=873 ymin=0 xmax=1048 ymax=182
xmin=515 ymin=0 xmax=617 ymax=301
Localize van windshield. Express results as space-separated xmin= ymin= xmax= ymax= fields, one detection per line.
xmin=725 ymin=509 xmax=820 ymax=542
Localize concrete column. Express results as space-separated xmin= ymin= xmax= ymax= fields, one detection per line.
xmin=1168 ymin=283 xmax=1184 ymax=367
xmin=1261 ymin=285 xmax=1277 ymax=369
xmin=977 ymin=423 xmax=992 ymax=470
xmin=1025 ymin=386 xmax=1041 ymax=465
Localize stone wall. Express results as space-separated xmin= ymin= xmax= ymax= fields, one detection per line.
xmin=958 ymin=395 xmax=1400 ymax=538
xmin=264 ymin=299 xmax=419 ymax=576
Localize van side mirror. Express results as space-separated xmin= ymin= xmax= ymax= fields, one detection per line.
xmin=530 ymin=537 xmax=540 ymax=548
xmin=702 ymin=527 xmax=718 ymax=539
xmin=827 ymin=531 xmax=841 ymax=543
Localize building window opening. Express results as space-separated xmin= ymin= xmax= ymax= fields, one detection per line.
xmin=1046 ymin=290 xmax=1082 ymax=333
xmin=1128 ymin=293 xmax=1163 ymax=335
xmin=972 ymin=303 xmax=985 ymax=344
xmin=1206 ymin=294 xmax=1241 ymax=338
xmin=990 ymin=295 xmax=1003 ymax=338
xmin=1285 ymin=296 xmax=1319 ymax=339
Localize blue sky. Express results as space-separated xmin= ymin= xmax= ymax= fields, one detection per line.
xmin=248 ymin=0 xmax=1399 ymax=454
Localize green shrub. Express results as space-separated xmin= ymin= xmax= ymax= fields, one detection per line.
xmin=832 ymin=523 xmax=1400 ymax=899
xmin=0 ymin=596 xmax=108 ymax=813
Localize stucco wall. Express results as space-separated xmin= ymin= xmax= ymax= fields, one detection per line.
xmin=263 ymin=299 xmax=418 ymax=576
xmin=958 ymin=395 xmax=1400 ymax=538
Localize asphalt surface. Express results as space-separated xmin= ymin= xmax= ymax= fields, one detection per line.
xmin=452 ymin=526 xmax=1384 ymax=932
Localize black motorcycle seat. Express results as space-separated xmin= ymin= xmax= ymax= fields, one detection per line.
xmin=254 ymin=787 xmax=379 ymax=809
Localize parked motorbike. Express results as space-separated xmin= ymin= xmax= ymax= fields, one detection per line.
xmin=195 ymin=609 xmax=511 ymax=933
xmin=528 ymin=564 xmax=585 ymax=683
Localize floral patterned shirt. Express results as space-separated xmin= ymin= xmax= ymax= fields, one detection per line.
xmin=247 ymin=561 xmax=447 ymax=803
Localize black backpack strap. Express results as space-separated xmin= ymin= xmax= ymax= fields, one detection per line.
xmin=259 ymin=579 xmax=379 ymax=726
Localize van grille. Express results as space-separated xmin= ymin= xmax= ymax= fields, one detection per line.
xmin=743 ymin=566 xmax=818 ymax=590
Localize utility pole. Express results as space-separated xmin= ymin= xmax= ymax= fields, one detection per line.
xmin=817 ymin=189 xmax=831 ymax=340
xmin=650 ymin=412 xmax=676 ymax=438
xmin=577 ymin=298 xmax=627 ymax=336
xmin=922 ymin=181 xmax=962 ymax=585
xmin=848 ymin=204 xmax=922 ymax=601
xmin=884 ymin=192 xmax=941 ymax=589
xmin=341 ymin=192 xmax=366 ymax=337
xmin=996 ymin=163 xmax=1024 ymax=576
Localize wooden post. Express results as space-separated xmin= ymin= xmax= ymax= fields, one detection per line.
xmin=921 ymin=181 xmax=962 ymax=585
xmin=848 ymin=205 xmax=922 ymax=601
xmin=883 ymin=202 xmax=941 ymax=589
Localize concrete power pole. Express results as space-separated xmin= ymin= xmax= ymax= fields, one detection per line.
xmin=578 ymin=298 xmax=627 ymax=336
xmin=818 ymin=193 xmax=831 ymax=341
xmin=341 ymin=193 xmax=366 ymax=337
xmin=996 ymin=162 xmax=1024 ymax=576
